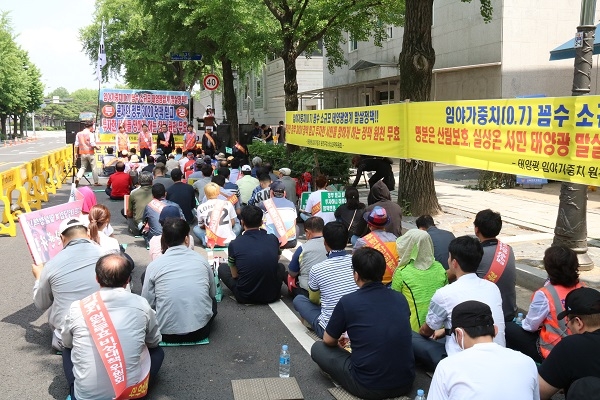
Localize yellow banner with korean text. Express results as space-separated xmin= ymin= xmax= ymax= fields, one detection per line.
xmin=287 ymin=96 xmax=600 ymax=185
xmin=285 ymin=105 xmax=406 ymax=158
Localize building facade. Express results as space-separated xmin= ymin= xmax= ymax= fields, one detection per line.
xmin=320 ymin=0 xmax=600 ymax=108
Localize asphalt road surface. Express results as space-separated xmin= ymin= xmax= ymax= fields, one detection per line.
xmin=0 ymin=132 xmax=68 ymax=173
xmin=0 ymin=138 xmax=433 ymax=399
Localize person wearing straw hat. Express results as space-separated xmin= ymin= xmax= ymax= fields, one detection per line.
xmin=428 ymin=300 xmax=538 ymax=400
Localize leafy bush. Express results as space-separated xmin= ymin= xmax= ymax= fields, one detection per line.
xmin=248 ymin=143 xmax=351 ymax=185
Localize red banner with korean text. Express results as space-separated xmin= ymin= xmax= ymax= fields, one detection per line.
xmin=286 ymin=96 xmax=600 ymax=185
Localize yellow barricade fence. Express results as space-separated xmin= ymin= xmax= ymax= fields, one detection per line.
xmin=0 ymin=146 xmax=69 ymax=236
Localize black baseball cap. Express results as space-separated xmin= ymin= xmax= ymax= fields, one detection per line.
xmin=451 ymin=300 xmax=494 ymax=331
xmin=557 ymin=287 xmax=600 ymax=320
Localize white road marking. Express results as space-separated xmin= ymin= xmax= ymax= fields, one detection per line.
xmin=268 ymin=243 xmax=317 ymax=355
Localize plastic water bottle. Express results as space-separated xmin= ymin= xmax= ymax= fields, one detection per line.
xmin=414 ymin=389 xmax=426 ymax=400
xmin=515 ymin=312 xmax=524 ymax=326
xmin=279 ymin=345 xmax=290 ymax=378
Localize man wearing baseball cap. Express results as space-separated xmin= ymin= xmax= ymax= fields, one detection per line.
xmin=429 ymin=300 xmax=539 ymax=399
xmin=237 ymin=164 xmax=259 ymax=205
xmin=261 ymin=180 xmax=298 ymax=249
xmin=539 ymin=287 xmax=600 ymax=399
xmin=353 ymin=206 xmax=398 ymax=284
xmin=32 ymin=218 xmax=103 ymax=351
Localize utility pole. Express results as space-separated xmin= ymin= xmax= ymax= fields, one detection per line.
xmin=553 ymin=0 xmax=596 ymax=270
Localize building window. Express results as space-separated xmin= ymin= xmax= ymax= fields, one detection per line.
xmin=387 ymin=26 xmax=393 ymax=40
xmin=379 ymin=90 xmax=395 ymax=103
xmin=256 ymin=80 xmax=261 ymax=97
xmin=349 ymin=36 xmax=358 ymax=52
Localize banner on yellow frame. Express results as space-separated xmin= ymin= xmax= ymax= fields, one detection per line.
xmin=287 ymin=95 xmax=600 ymax=186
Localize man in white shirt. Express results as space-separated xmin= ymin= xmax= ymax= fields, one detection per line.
xmin=412 ymin=235 xmax=506 ymax=371
xmin=301 ymin=174 xmax=335 ymax=224
xmin=237 ymin=165 xmax=259 ymax=204
xmin=429 ymin=300 xmax=539 ymax=400
xmin=61 ymin=253 xmax=164 ymax=400
xmin=194 ymin=182 xmax=238 ymax=247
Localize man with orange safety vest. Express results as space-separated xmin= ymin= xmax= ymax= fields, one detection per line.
xmin=183 ymin=123 xmax=198 ymax=155
xmin=353 ymin=207 xmax=398 ymax=285
xmin=74 ymin=120 xmax=101 ymax=186
xmin=61 ymin=253 xmax=164 ymax=400
xmin=474 ymin=209 xmax=517 ymax=322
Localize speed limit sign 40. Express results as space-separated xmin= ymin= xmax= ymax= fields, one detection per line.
xmin=203 ymin=74 xmax=220 ymax=91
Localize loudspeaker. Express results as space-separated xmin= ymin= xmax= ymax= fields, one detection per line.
xmin=216 ymin=124 xmax=231 ymax=152
xmin=238 ymin=123 xmax=254 ymax=145
xmin=65 ymin=121 xmax=85 ymax=144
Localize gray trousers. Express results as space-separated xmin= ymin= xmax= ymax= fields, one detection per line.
xmin=77 ymin=154 xmax=98 ymax=184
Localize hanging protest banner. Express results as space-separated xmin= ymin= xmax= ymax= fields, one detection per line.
xmin=98 ymin=88 xmax=191 ymax=135
xmin=286 ymin=95 xmax=600 ymax=186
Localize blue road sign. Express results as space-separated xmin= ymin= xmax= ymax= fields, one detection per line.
xmin=171 ymin=52 xmax=203 ymax=61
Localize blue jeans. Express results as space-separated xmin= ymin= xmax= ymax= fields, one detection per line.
xmin=292 ymin=295 xmax=325 ymax=338
xmin=411 ymin=331 xmax=447 ymax=371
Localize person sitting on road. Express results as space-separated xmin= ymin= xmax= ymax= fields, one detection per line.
xmin=301 ymin=174 xmax=336 ymax=224
xmin=506 ymin=245 xmax=583 ymax=363
xmin=247 ymin=174 xmax=272 ymax=208
xmin=125 ymin=171 xmax=154 ymax=234
xmin=152 ymin=164 xmax=174 ymax=192
xmin=192 ymin=163 xmax=214 ymax=203
xmin=311 ymin=247 xmax=415 ymax=400
xmin=428 ymin=300 xmax=539 ymax=400
xmin=218 ymin=205 xmax=285 ymax=304
xmin=276 ymin=167 xmax=298 ymax=207
xmin=188 ymin=158 xmax=206 ymax=180
xmin=335 ymin=186 xmax=367 ymax=245
xmin=61 ymin=253 xmax=164 ymax=400
xmin=78 ymin=186 xmax=114 ymax=237
xmin=412 ymin=235 xmax=506 ymax=371
xmin=261 ymin=180 xmax=298 ymax=249
xmin=142 ymin=218 xmax=216 ymax=344
xmin=201 ymin=174 xmax=242 ymax=235
xmin=353 ymin=207 xmax=398 ymax=285
xmin=287 ymin=217 xmax=328 ymax=298
xmin=105 ymin=161 xmax=132 ymax=200
xmin=165 ymin=168 xmax=196 ymax=224
xmin=538 ymin=287 xmax=600 ymax=399
xmin=365 ymin=180 xmax=403 ymax=236
xmin=141 ymin=155 xmax=156 ymax=174
xmin=141 ymin=183 xmax=184 ymax=242
xmin=101 ymin=147 xmax=118 ymax=176
xmin=149 ymin=206 xmax=195 ymax=261
xmin=32 ymin=218 xmax=103 ymax=351
xmin=416 ymin=214 xmax=455 ymax=270
xmin=474 ymin=208 xmax=517 ymax=322
xmin=217 ymin=166 xmax=242 ymax=200
xmin=237 ymin=165 xmax=259 ymax=205
xmin=392 ymin=228 xmax=448 ymax=332
xmin=178 ymin=151 xmax=195 ymax=173
xmin=194 ymin=182 xmax=238 ymax=248
xmin=293 ymin=222 xmax=357 ymax=338
xmin=250 ymin=156 xmax=262 ymax=178
xmin=87 ymin=204 xmax=120 ymax=253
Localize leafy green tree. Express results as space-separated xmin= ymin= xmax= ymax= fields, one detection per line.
xmin=48 ymin=87 xmax=69 ymax=99
xmin=398 ymin=0 xmax=492 ymax=215
xmin=0 ymin=12 xmax=28 ymax=138
xmin=261 ymin=0 xmax=404 ymax=112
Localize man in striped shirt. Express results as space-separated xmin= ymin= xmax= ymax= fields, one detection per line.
xmin=293 ymin=222 xmax=358 ymax=338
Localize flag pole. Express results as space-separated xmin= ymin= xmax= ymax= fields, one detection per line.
xmin=95 ymin=21 xmax=106 ymax=129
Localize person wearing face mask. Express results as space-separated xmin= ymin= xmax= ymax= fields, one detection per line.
xmin=428 ymin=300 xmax=539 ymax=400
xmin=412 ymin=236 xmax=506 ymax=372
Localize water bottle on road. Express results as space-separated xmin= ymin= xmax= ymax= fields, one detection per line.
xmin=414 ymin=388 xmax=426 ymax=400
xmin=279 ymin=345 xmax=290 ymax=378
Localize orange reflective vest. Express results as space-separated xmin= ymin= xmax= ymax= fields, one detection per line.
xmin=538 ymin=282 xmax=583 ymax=358
xmin=362 ymin=232 xmax=398 ymax=284
xmin=77 ymin=130 xmax=94 ymax=154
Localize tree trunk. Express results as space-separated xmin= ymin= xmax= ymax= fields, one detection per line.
xmin=12 ymin=114 xmax=18 ymax=139
xmin=282 ymin=43 xmax=301 ymax=154
xmin=0 ymin=114 xmax=6 ymax=138
xmin=398 ymin=0 xmax=441 ymax=216
xmin=221 ymin=56 xmax=239 ymax=142
xmin=20 ymin=115 xmax=25 ymax=136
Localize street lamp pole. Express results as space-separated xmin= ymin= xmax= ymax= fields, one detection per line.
xmin=553 ymin=0 xmax=596 ymax=270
